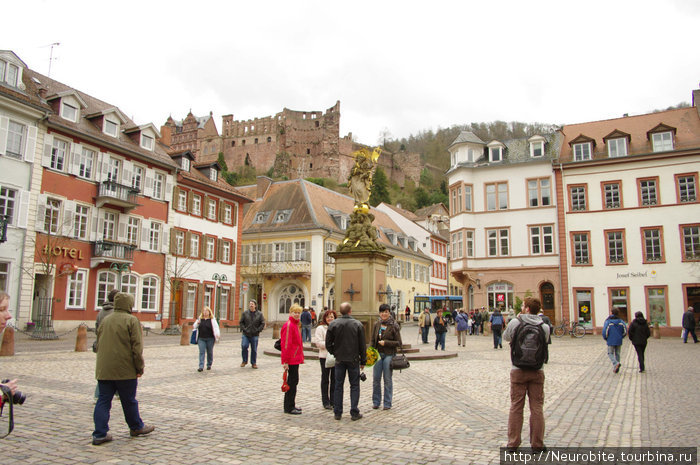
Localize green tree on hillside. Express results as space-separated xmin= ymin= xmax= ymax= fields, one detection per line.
xmin=369 ymin=166 xmax=391 ymax=207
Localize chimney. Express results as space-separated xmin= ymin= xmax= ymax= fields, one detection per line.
xmin=38 ymin=87 xmax=47 ymax=99
xmin=256 ymin=176 xmax=273 ymax=200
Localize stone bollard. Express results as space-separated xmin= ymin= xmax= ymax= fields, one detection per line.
xmin=180 ymin=325 xmax=190 ymax=345
xmin=0 ymin=326 xmax=15 ymax=356
xmin=653 ymin=322 xmax=660 ymax=339
xmin=272 ymin=322 xmax=281 ymax=339
xmin=75 ymin=324 xmax=88 ymax=352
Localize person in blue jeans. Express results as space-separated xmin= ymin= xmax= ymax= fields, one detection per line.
xmin=418 ymin=308 xmax=431 ymax=344
xmin=490 ymin=308 xmax=505 ymax=349
xmin=300 ymin=307 xmax=313 ymax=342
xmin=239 ymin=300 xmax=266 ymax=369
xmin=371 ymin=303 xmax=402 ymax=410
xmin=603 ymin=308 xmax=627 ymax=373
xmin=433 ymin=309 xmax=448 ymax=350
xmin=193 ymin=306 xmax=220 ymax=372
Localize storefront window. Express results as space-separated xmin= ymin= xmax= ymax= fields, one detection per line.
xmin=647 ymin=287 xmax=667 ymax=326
xmin=487 ymin=282 xmax=513 ymax=311
xmin=610 ymin=288 xmax=629 ymax=322
xmin=575 ymin=289 xmax=592 ymax=327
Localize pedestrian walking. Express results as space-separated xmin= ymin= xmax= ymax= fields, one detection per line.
xmin=405 ymin=305 xmax=411 ymax=322
xmin=455 ymin=309 xmax=469 ymax=346
xmin=603 ymin=308 xmax=628 ymax=373
xmin=418 ymin=308 xmax=431 ymax=344
xmin=0 ymin=291 xmax=20 ymax=400
xmin=490 ymin=308 xmax=505 ymax=349
xmin=313 ymin=309 xmax=337 ymax=410
xmin=371 ymin=303 xmax=402 ymax=410
xmin=325 ymin=301 xmax=366 ymax=421
xmin=628 ymin=311 xmax=651 ymax=373
xmin=682 ymin=306 xmax=698 ymax=343
xmin=433 ymin=309 xmax=448 ymax=351
xmin=239 ymin=300 xmax=265 ymax=368
xmin=503 ymin=297 xmax=549 ymax=452
xmin=193 ymin=306 xmax=220 ymax=372
xmin=281 ymin=304 xmax=304 ymax=415
xmin=94 ymin=288 xmax=118 ymax=399
xmin=300 ymin=307 xmax=313 ymax=343
xmin=92 ymin=293 xmax=154 ymax=445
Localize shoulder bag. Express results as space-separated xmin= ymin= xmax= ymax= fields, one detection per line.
xmin=325 ymin=351 xmax=336 ymax=368
xmin=190 ymin=328 xmax=198 ymax=345
xmin=390 ymin=346 xmax=410 ymax=371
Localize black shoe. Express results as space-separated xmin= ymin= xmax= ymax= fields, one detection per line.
xmin=372 ymin=405 xmax=380 ymax=409
xmin=92 ymin=433 xmax=113 ymax=446
xmin=285 ymin=408 xmax=302 ymax=415
xmin=206 ymin=366 xmax=211 ymax=370
xmin=499 ymin=344 xmax=503 ymax=348
xmin=334 ymin=414 xmax=341 ymax=420
xmin=351 ymin=413 xmax=363 ymax=421
xmin=197 ymin=368 xmax=203 ymax=372
xmin=614 ymin=363 xmax=621 ymax=373
xmin=323 ymin=404 xmax=332 ymax=410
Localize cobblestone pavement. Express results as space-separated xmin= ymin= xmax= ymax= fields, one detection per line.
xmin=1 ymin=325 xmax=698 ymax=464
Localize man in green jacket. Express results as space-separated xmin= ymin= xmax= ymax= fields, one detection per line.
xmin=92 ymin=293 xmax=154 ymax=445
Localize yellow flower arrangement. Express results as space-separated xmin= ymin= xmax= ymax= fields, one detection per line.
xmin=366 ymin=346 xmax=379 ymax=367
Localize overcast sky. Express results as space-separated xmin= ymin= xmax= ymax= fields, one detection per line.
xmin=4 ymin=0 xmax=699 ymax=146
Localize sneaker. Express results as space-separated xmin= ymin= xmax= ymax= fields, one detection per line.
xmin=613 ymin=363 xmax=621 ymax=373
xmin=351 ymin=413 xmax=363 ymax=421
xmin=130 ymin=425 xmax=155 ymax=437
xmin=92 ymin=433 xmax=113 ymax=446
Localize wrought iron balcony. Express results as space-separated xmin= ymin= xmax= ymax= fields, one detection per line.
xmin=95 ymin=180 xmax=140 ymax=210
xmin=91 ymin=240 xmax=136 ymax=268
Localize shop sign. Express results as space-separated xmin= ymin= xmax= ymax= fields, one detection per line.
xmin=616 ymin=270 xmax=650 ymax=279
xmin=42 ymin=245 xmax=85 ymax=259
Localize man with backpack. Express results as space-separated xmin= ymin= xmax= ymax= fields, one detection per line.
xmin=503 ymin=297 xmax=549 ymax=452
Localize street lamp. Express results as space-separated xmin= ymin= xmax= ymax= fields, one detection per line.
xmin=110 ymin=262 xmax=131 ymax=285
xmin=212 ymin=273 xmax=227 ymax=321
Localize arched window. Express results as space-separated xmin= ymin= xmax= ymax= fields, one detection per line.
xmin=487 ymin=282 xmax=514 ymax=311
xmin=121 ymin=273 xmax=139 ymax=309
xmin=278 ymin=284 xmax=305 ymax=314
xmin=95 ymin=271 xmax=117 ymax=310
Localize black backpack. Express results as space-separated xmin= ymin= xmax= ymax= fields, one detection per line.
xmin=511 ymin=317 xmax=548 ymax=370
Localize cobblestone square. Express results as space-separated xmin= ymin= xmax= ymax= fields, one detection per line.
xmin=1 ymin=325 xmax=698 ymax=464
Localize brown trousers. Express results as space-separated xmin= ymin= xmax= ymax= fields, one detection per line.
xmin=507 ymin=368 xmax=545 ymax=449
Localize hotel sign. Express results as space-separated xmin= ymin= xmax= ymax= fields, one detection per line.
xmin=43 ymin=245 xmax=85 ymax=259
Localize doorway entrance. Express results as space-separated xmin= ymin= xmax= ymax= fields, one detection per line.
xmin=539 ymin=282 xmax=555 ymax=322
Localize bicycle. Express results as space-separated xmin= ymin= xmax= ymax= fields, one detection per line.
xmin=553 ymin=320 xmax=586 ymax=338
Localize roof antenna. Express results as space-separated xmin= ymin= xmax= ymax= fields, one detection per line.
xmin=45 ymin=42 xmax=60 ymax=77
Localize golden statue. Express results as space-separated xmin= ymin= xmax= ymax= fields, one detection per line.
xmin=348 ymin=147 xmax=381 ymax=213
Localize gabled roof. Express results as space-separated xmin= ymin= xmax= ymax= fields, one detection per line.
xmin=448 ymin=131 xmax=485 ymax=149
xmin=85 ymin=107 xmax=128 ymax=124
xmin=415 ymin=203 xmax=449 ymax=219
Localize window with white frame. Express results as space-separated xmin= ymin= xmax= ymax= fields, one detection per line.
xmin=451 ymin=231 xmax=463 ymax=259
xmin=465 ymin=230 xmax=474 ymax=257
xmin=530 ymin=140 xmax=544 ymax=157
xmin=206 ymin=237 xmax=216 ymax=260
xmin=487 ymin=228 xmax=509 ymax=256
xmin=126 ymin=217 xmax=139 ymax=245
xmin=66 ymin=269 xmax=87 ymax=308
xmin=148 ymin=222 xmax=161 ymax=251
xmin=273 ymin=243 xmax=285 ymax=262
xmin=0 ymin=187 xmax=17 ymax=224
xmin=61 ymin=102 xmax=78 ymax=122
xmin=175 ymin=230 xmax=185 ymax=255
xmin=6 ymin=120 xmax=26 ymax=159
xmin=207 ymin=199 xmax=217 ymax=220
xmin=606 ymin=230 xmax=625 ymax=263
xmin=182 ymin=157 xmax=190 ymax=171
xmin=192 ymin=194 xmax=201 ymax=216
xmin=573 ymin=233 xmax=590 ymax=265
xmin=102 ymin=211 xmax=116 ymax=240
xmin=222 ymin=241 xmax=231 ymax=263
xmin=682 ymin=225 xmax=699 ymax=260
xmin=651 ymin=132 xmax=673 ymax=152
xmin=121 ymin=274 xmax=138 ymax=304
xmin=141 ymin=134 xmax=154 ymax=151
xmin=570 ymin=186 xmax=587 ymax=211
xmin=607 ymin=138 xmax=627 ymax=157
xmin=294 ymin=242 xmax=307 ymax=261
xmin=107 ymin=157 xmax=120 ymax=185
xmin=489 ymin=146 xmax=503 ymax=162
xmin=45 ymin=198 xmax=61 ymax=234
xmin=573 ymin=142 xmax=592 ymax=161
xmin=249 ymin=244 xmax=260 ymax=265
xmin=204 ymin=285 xmax=214 ymax=310
xmin=0 ymin=262 xmax=9 ymax=292
xmin=677 ymin=175 xmax=696 ymax=203
xmin=220 ymin=288 xmax=230 ymax=320
xmin=73 ymin=204 xmax=90 ymax=239
xmin=0 ymin=60 xmax=20 ymax=87
xmin=153 ymin=173 xmax=164 ymax=200
xmin=141 ymin=276 xmax=158 ymax=311
xmin=178 ymin=189 xmax=187 ymax=210
xmin=77 ymin=147 xmax=95 ymax=179
xmin=190 ymin=234 xmax=200 ymax=258
xmin=95 ymin=271 xmax=117 ymax=309
xmin=528 ymin=178 xmax=551 ymax=207
xmin=104 ymin=118 xmax=118 ymax=137
xmin=185 ymin=284 xmax=197 ymax=318
xmin=486 ymin=182 xmax=508 ymax=211
xmin=209 ymin=169 xmax=217 ymax=182
xmin=131 ymin=165 xmax=143 ymax=192
xmin=464 ymin=185 xmax=472 ymax=211
xmin=604 ymin=182 xmax=621 ymax=209
xmin=643 ymin=228 xmax=663 ymax=262
xmin=51 ymin=138 xmax=68 ymax=171
xmin=224 ymin=204 xmax=232 ymax=223
xmin=639 ymin=179 xmax=658 ymax=206
xmin=530 ymin=225 xmax=554 ymax=254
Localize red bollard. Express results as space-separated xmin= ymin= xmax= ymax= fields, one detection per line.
xmin=75 ymin=324 xmax=88 ymax=352
xmin=180 ymin=325 xmax=190 ymax=346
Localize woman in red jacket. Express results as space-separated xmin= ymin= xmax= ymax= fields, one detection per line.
xmin=281 ymin=303 xmax=305 ymax=414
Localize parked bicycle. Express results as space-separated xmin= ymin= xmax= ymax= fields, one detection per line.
xmin=553 ymin=320 xmax=586 ymax=338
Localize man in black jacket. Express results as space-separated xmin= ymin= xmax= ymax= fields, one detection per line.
xmin=682 ymin=306 xmax=698 ymax=343
xmin=326 ymin=301 xmax=366 ymax=421
xmin=239 ymin=300 xmax=265 ymax=368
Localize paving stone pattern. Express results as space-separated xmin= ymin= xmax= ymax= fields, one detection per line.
xmin=1 ymin=326 xmax=697 ymax=464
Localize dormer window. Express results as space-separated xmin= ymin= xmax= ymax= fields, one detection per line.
xmin=489 ymin=147 xmax=502 ymax=162
xmin=61 ymin=102 xmax=78 ymax=122
xmin=0 ymin=60 xmax=20 ymax=87
xmin=209 ymin=169 xmax=217 ymax=182
xmin=141 ymin=134 xmax=154 ymax=151
xmin=607 ymin=138 xmax=627 ymax=157
xmin=182 ymin=157 xmax=190 ymax=171
xmin=529 ymin=135 xmax=546 ymax=158
xmin=104 ymin=118 xmax=119 ymax=137
xmin=573 ymin=142 xmax=592 ymax=161
xmin=253 ymin=211 xmax=270 ymax=224
xmin=651 ymin=131 xmax=673 ymax=152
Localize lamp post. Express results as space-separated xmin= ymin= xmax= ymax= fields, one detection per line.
xmin=212 ymin=273 xmax=227 ymax=321
xmin=110 ymin=262 xmax=130 ymax=286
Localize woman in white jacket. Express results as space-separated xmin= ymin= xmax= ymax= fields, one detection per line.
xmin=313 ymin=309 xmax=337 ymax=410
xmin=193 ymin=307 xmax=220 ymax=372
